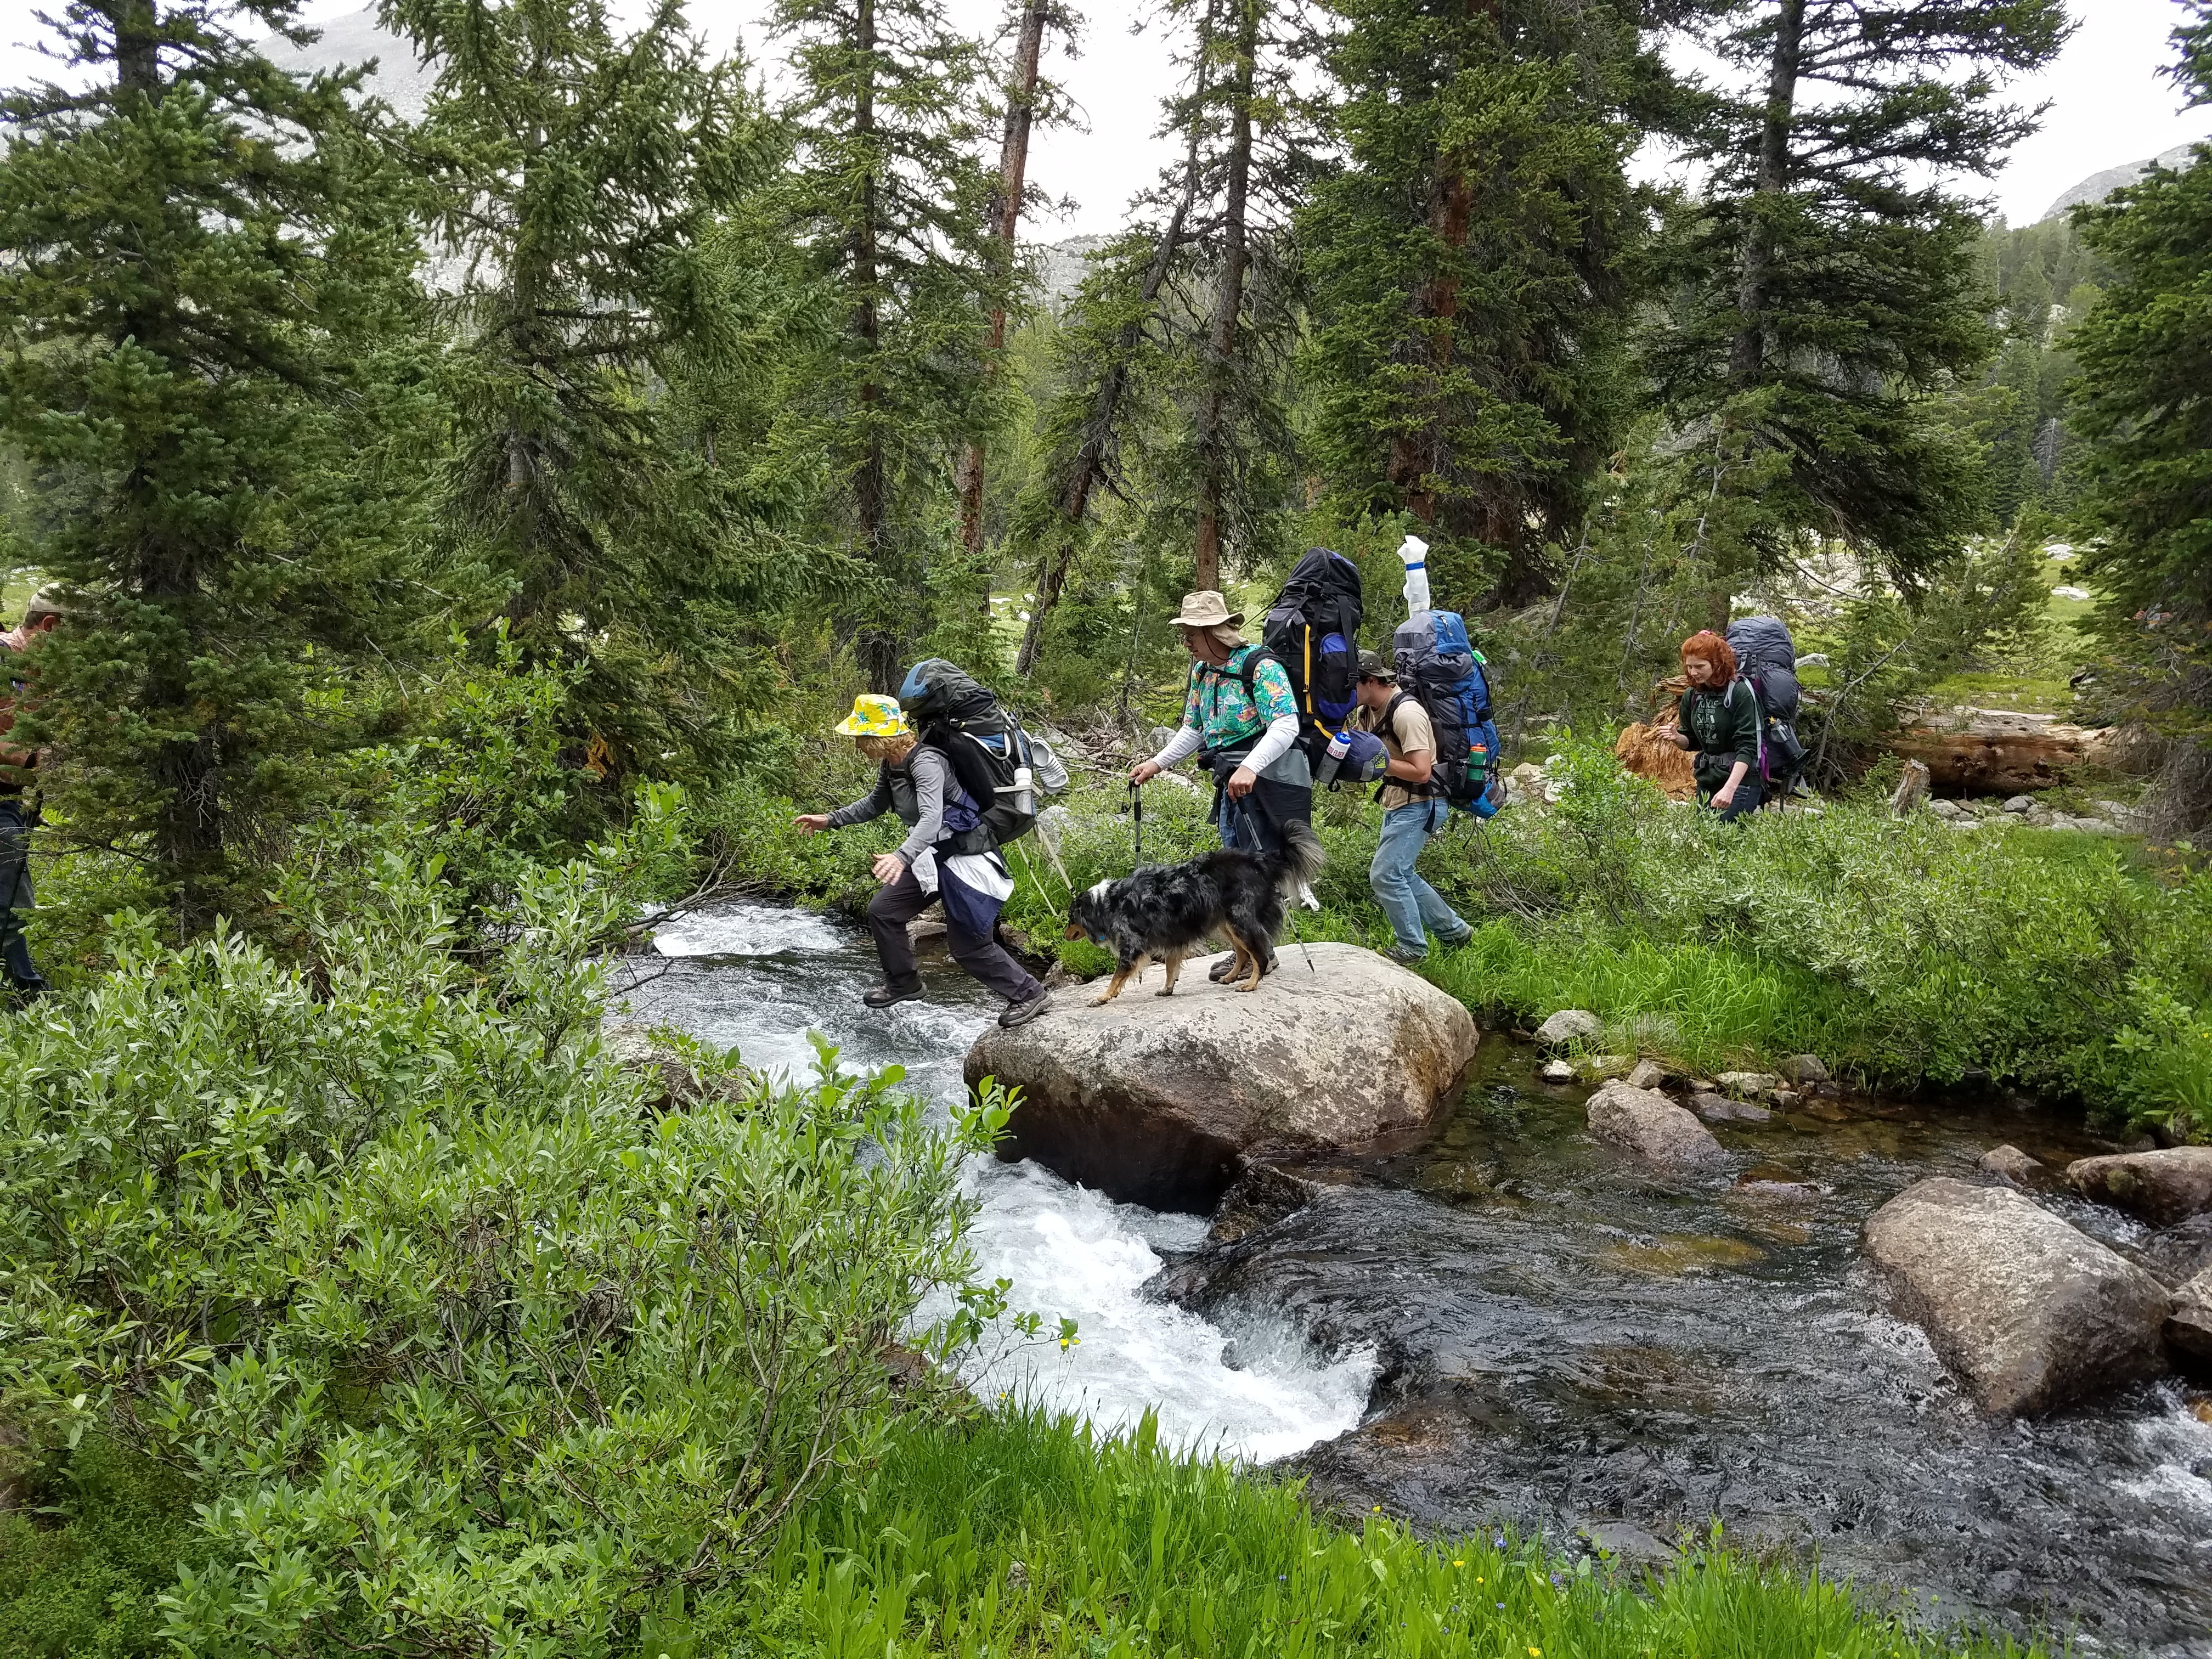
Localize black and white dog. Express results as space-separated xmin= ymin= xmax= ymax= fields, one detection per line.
xmin=1064 ymin=822 xmax=1325 ymax=1002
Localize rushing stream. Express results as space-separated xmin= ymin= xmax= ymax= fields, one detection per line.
xmin=625 ymin=901 xmax=2212 ymax=1657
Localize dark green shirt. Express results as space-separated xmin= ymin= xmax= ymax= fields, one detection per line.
xmin=1677 ymin=679 xmax=1760 ymax=791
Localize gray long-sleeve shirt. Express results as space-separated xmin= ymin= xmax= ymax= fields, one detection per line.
xmin=825 ymin=746 xmax=952 ymax=866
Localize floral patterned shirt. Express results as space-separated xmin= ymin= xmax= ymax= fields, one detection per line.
xmin=1182 ymin=644 xmax=1298 ymax=749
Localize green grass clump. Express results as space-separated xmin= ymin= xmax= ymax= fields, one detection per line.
xmin=718 ymin=1408 xmax=2040 ymax=1657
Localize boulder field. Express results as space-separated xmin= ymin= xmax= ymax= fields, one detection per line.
xmin=966 ymin=941 xmax=1477 ymax=1213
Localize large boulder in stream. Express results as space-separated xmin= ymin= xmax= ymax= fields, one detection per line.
xmin=967 ymin=941 xmax=1477 ymax=1213
xmin=1587 ymin=1080 xmax=1728 ymax=1170
xmin=1862 ymin=1177 xmax=2171 ymax=1414
xmin=2063 ymin=1146 xmax=2212 ymax=1226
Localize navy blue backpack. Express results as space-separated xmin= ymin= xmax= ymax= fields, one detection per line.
xmin=1392 ymin=609 xmax=1503 ymax=816
xmin=1260 ymin=547 xmax=1364 ymax=760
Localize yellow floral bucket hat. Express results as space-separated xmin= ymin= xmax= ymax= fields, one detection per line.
xmin=833 ymin=692 xmax=910 ymax=737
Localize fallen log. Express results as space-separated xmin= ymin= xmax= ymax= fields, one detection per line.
xmin=1885 ymin=709 xmax=2137 ymax=794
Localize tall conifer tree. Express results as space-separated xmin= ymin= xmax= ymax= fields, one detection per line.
xmin=1647 ymin=0 xmax=2068 ymax=612
xmin=0 ymin=0 xmax=421 ymax=924
xmin=1008 ymin=0 xmax=1306 ymax=671
xmin=775 ymin=0 xmax=1005 ymax=691
xmin=2067 ymin=0 xmax=2212 ymax=829
xmin=383 ymin=0 xmax=782 ymax=778
xmin=1304 ymin=0 xmax=1650 ymax=608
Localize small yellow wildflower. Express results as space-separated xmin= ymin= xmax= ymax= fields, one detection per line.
xmin=1529 ymin=1649 xmax=1542 ymax=1657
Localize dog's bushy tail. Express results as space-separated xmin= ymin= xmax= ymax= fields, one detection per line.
xmin=1267 ymin=819 xmax=1326 ymax=895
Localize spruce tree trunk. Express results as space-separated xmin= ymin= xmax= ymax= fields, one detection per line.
xmin=1385 ymin=169 xmax=1472 ymax=526
xmin=1729 ymin=0 xmax=1804 ymax=387
xmin=114 ymin=0 xmax=225 ymax=920
xmin=848 ymin=0 xmax=899 ymax=693
xmin=116 ymin=0 xmax=161 ymax=96
xmin=956 ymin=2 xmax=1051 ymax=569
xmin=1193 ymin=0 xmax=1256 ymax=595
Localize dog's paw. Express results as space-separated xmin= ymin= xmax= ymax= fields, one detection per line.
xmin=1088 ymin=992 xmax=1116 ymax=1007
xmin=1154 ymin=987 xmax=1176 ymax=997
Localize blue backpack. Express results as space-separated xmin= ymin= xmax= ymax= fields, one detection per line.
xmin=1391 ymin=609 xmax=1502 ymax=816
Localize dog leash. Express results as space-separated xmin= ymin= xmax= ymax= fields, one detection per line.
xmin=1234 ymin=796 xmax=1316 ymax=975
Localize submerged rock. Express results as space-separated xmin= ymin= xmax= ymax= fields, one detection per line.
xmin=969 ymin=942 xmax=1477 ymax=1213
xmin=1587 ymin=1080 xmax=1728 ymax=1170
xmin=1539 ymin=1058 xmax=1575 ymax=1084
xmin=1690 ymin=1091 xmax=1770 ymax=1125
xmin=1862 ymin=1177 xmax=2170 ymax=1414
xmin=2168 ymin=1269 xmax=2212 ymax=1364
xmin=1979 ymin=1144 xmax=2044 ymax=1187
xmin=2064 ymin=1147 xmax=2212 ymax=1226
xmin=1536 ymin=1008 xmax=1602 ymax=1048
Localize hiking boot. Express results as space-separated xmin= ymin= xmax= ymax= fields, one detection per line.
xmin=1384 ymin=943 xmax=1428 ymax=967
xmin=1435 ymin=927 xmax=1474 ymax=951
xmin=999 ymin=987 xmax=1052 ymax=1029
xmin=1209 ymin=950 xmax=1276 ymax=983
xmin=862 ymin=980 xmax=924 ymax=1009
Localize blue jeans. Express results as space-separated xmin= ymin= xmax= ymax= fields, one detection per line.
xmin=1700 ymin=780 xmax=1764 ymax=823
xmin=1368 ymin=799 xmax=1470 ymax=956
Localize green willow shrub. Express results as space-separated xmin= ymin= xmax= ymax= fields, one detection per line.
xmin=0 ymin=825 xmax=1014 ymax=1656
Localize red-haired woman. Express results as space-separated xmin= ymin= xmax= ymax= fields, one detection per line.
xmin=1669 ymin=631 xmax=1763 ymax=821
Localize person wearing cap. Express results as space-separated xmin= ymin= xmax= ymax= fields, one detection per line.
xmin=793 ymin=693 xmax=1052 ymax=1027
xmin=1351 ymin=650 xmax=1473 ymax=966
xmin=0 ymin=587 xmax=65 ymax=1002
xmin=1127 ymin=590 xmax=1314 ymax=980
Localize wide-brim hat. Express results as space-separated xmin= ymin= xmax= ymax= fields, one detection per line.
xmin=833 ymin=693 xmax=910 ymax=737
xmin=1356 ymin=650 xmax=1397 ymax=683
xmin=1169 ymin=590 xmax=1243 ymax=630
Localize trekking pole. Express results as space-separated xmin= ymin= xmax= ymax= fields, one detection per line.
xmin=1012 ymin=840 xmax=1056 ymax=909
xmin=1128 ymin=779 xmax=1143 ymax=868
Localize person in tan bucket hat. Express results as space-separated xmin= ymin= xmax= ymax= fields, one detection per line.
xmin=1127 ymin=589 xmax=1314 ymax=981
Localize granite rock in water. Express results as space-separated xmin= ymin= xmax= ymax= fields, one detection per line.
xmin=1587 ymin=1080 xmax=1729 ymax=1170
xmin=2064 ymin=1147 xmax=2212 ymax=1227
xmin=969 ymin=943 xmax=1477 ymax=1213
xmin=1863 ymin=1177 xmax=2170 ymax=1414
xmin=1978 ymin=1144 xmax=2044 ymax=1187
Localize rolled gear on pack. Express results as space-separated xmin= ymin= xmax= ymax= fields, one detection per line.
xmin=1723 ymin=615 xmax=1810 ymax=790
xmin=896 ymin=659 xmax=1067 ymax=847
xmin=1392 ymin=609 xmax=1503 ymax=817
xmin=1260 ymin=547 xmax=1364 ymax=763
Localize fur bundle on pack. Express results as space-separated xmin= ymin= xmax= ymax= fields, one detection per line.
xmin=1615 ymin=676 xmax=1695 ymax=798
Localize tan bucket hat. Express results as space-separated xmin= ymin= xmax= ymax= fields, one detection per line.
xmin=1169 ymin=590 xmax=1243 ymax=629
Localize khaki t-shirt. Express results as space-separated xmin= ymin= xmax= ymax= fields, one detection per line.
xmin=1356 ymin=693 xmax=1436 ymax=812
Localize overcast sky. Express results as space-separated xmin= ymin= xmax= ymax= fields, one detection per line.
xmin=3 ymin=0 xmax=2207 ymax=232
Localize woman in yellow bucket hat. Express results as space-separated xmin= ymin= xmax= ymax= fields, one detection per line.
xmin=793 ymin=691 xmax=1052 ymax=1026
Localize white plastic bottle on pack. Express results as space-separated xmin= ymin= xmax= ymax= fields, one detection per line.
xmin=1399 ymin=533 xmax=1431 ymax=617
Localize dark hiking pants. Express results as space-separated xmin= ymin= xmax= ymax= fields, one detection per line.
xmin=866 ymin=866 xmax=1041 ymax=1003
xmin=0 ymin=800 xmax=42 ymax=994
